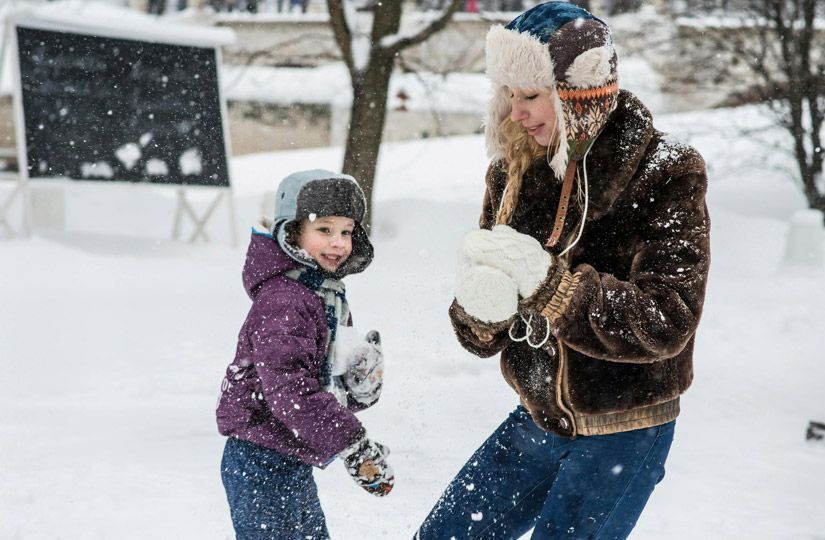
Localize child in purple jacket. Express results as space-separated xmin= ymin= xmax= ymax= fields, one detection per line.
xmin=216 ymin=169 xmax=393 ymax=539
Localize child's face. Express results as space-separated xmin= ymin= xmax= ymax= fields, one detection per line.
xmin=297 ymin=216 xmax=355 ymax=272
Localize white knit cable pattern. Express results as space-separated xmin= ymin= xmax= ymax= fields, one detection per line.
xmin=461 ymin=225 xmax=552 ymax=298
xmin=454 ymin=265 xmax=519 ymax=323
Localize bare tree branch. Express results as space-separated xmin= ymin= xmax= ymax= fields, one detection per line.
xmin=383 ymin=0 xmax=464 ymax=55
xmin=323 ymin=0 xmax=462 ymax=231
xmin=673 ymin=0 xmax=825 ymax=215
xmin=371 ymin=1 xmax=403 ymax=57
xmin=236 ymin=33 xmax=341 ymax=67
xmin=326 ymin=0 xmax=355 ymax=74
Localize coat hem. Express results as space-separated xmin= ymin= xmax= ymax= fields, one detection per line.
xmin=573 ymin=397 xmax=680 ymax=436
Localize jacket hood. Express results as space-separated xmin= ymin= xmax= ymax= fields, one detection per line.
xmin=269 ymin=169 xmax=374 ymax=279
xmin=242 ymin=223 xmax=301 ymax=299
xmin=485 ymin=2 xmax=619 ymax=180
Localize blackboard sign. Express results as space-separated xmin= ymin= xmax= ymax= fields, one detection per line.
xmin=15 ymin=24 xmax=230 ymax=187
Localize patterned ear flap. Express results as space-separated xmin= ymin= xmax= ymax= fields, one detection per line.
xmin=557 ymin=79 xmax=619 ymax=161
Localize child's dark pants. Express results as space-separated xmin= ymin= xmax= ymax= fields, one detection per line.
xmin=221 ymin=437 xmax=329 ymax=540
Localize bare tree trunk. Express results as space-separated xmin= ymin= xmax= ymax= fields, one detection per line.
xmin=342 ymin=53 xmax=394 ymax=215
xmin=327 ymin=0 xmax=463 ymax=233
xmin=770 ymin=0 xmax=825 ymax=218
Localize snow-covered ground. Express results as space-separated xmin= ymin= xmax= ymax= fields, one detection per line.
xmin=2 ymin=101 xmax=825 ymax=539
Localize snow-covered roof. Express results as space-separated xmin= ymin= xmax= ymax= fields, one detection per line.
xmin=675 ymin=14 xmax=825 ymax=30
xmin=1 ymin=0 xmax=236 ymax=97
xmin=210 ymin=10 xmax=514 ymax=25
xmin=3 ymin=0 xmax=235 ymax=49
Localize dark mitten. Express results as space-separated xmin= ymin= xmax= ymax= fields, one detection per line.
xmin=339 ymin=435 xmax=394 ymax=497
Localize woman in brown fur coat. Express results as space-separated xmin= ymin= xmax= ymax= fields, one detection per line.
xmin=415 ymin=3 xmax=710 ymax=539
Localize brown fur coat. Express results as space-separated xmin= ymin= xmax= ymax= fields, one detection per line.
xmin=450 ymin=90 xmax=710 ymax=437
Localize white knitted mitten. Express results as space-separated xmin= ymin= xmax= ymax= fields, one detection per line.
xmin=461 ymin=225 xmax=553 ymax=298
xmin=454 ymin=265 xmax=519 ymax=323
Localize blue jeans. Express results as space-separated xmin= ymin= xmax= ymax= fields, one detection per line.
xmin=221 ymin=438 xmax=329 ymax=540
xmin=416 ymin=406 xmax=675 ymax=540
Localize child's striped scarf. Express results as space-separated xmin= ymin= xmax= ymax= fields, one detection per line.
xmin=285 ymin=266 xmax=349 ymax=405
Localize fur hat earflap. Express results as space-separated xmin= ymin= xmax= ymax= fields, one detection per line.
xmin=484 ymin=2 xmax=619 ymax=180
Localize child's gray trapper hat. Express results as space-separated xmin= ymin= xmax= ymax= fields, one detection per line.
xmin=272 ymin=169 xmax=374 ymax=277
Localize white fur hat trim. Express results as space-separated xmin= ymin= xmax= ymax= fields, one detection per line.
xmin=565 ymin=45 xmax=615 ymax=88
xmin=484 ymin=25 xmax=569 ymax=179
xmin=485 ymin=25 xmax=555 ymax=90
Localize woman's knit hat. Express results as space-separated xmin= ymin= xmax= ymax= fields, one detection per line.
xmin=271 ymin=169 xmax=374 ymax=277
xmin=485 ymin=1 xmax=619 ymax=181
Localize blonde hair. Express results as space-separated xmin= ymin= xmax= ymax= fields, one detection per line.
xmin=495 ymin=113 xmax=559 ymax=225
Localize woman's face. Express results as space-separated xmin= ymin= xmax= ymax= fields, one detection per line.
xmin=509 ymin=87 xmax=558 ymax=147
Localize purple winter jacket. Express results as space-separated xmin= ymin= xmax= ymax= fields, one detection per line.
xmin=216 ymin=232 xmax=363 ymax=467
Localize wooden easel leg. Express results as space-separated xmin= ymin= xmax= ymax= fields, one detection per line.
xmin=186 ymin=193 xmax=222 ymax=243
xmin=172 ymin=189 xmax=233 ymax=244
xmin=226 ymin=192 xmax=238 ymax=248
xmin=172 ymin=189 xmax=186 ymax=241
xmin=0 ymin=214 xmax=13 ymax=238
xmin=0 ymin=183 xmax=22 ymax=238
